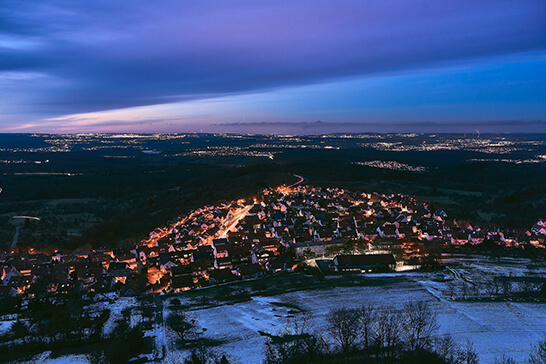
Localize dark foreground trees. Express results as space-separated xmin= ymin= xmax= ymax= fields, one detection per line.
xmin=263 ymin=316 xmax=328 ymax=364
xmin=401 ymin=300 xmax=439 ymax=352
xmin=327 ymin=307 xmax=362 ymax=353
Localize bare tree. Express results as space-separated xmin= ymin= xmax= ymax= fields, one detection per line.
xmin=492 ymin=276 xmax=503 ymax=296
xmin=401 ymin=300 xmax=439 ymax=352
xmin=374 ymin=309 xmax=402 ymax=360
xmin=501 ymin=277 xmax=512 ymax=298
xmin=493 ymin=355 xmax=517 ymax=364
xmin=263 ymin=315 xmax=327 ymax=364
xmin=433 ymin=335 xmax=480 ymax=364
xmin=166 ymin=311 xmax=197 ymax=342
xmin=461 ymin=281 xmax=469 ymax=300
xmin=528 ymin=337 xmax=546 ymax=364
xmin=472 ymin=282 xmax=481 ymax=299
xmin=183 ymin=346 xmax=231 ymax=364
xmin=359 ymin=304 xmax=375 ymax=350
xmin=447 ymin=281 xmax=456 ymax=300
xmin=459 ymin=340 xmax=479 ymax=364
xmin=327 ymin=307 xmax=361 ymax=353
xmin=434 ymin=334 xmax=460 ymax=364
xmin=485 ymin=277 xmax=499 ymax=299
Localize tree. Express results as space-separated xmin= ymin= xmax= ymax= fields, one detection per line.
xmin=502 ymin=277 xmax=512 ymax=298
xmin=359 ymin=304 xmax=375 ymax=350
xmin=459 ymin=340 xmax=479 ymax=364
xmin=9 ymin=320 xmax=30 ymax=342
xmin=433 ymin=335 xmax=480 ymax=364
xmin=485 ymin=277 xmax=499 ymax=298
xmin=107 ymin=320 xmax=147 ymax=363
xmin=184 ymin=346 xmax=230 ymax=364
xmin=472 ymin=282 xmax=480 ymax=299
xmin=263 ymin=316 xmax=327 ymax=364
xmin=447 ymin=281 xmax=456 ymax=300
xmin=327 ymin=307 xmax=361 ymax=353
xmin=434 ymin=334 xmax=460 ymax=364
xmin=374 ymin=309 xmax=402 ymax=360
xmin=529 ymin=337 xmax=546 ymax=364
xmin=401 ymin=301 xmax=439 ymax=352
xmin=461 ymin=281 xmax=469 ymax=300
xmin=166 ymin=311 xmax=197 ymax=342
xmin=494 ymin=355 xmax=517 ymax=364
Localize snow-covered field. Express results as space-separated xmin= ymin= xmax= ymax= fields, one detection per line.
xmin=17 ymin=351 xmax=91 ymax=364
xmin=0 ymin=319 xmax=15 ymax=336
xmin=173 ymin=275 xmax=546 ymax=364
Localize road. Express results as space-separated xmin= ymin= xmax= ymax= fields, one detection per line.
xmin=288 ymin=174 xmax=304 ymax=188
xmin=217 ymin=204 xmax=254 ymax=239
xmin=10 ymin=226 xmax=21 ymax=250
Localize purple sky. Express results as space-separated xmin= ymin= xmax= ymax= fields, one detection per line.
xmin=1 ymin=0 xmax=545 ymax=133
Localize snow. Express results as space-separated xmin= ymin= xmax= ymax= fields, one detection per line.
xmin=0 ymin=319 xmax=15 ymax=335
xmin=173 ymin=277 xmax=546 ymax=364
xmin=19 ymin=351 xmax=91 ymax=364
xmin=91 ymin=296 xmax=137 ymax=336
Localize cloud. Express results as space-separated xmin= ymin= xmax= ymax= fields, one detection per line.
xmin=0 ymin=0 xmax=545 ymax=128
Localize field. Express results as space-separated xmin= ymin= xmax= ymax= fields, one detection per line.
xmin=167 ymin=275 xmax=545 ymax=363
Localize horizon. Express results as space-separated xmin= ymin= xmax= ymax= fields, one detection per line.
xmin=1 ymin=121 xmax=546 ymax=135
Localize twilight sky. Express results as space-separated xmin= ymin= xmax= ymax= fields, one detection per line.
xmin=1 ymin=0 xmax=545 ymax=133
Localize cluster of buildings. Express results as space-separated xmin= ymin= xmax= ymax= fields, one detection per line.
xmin=1 ymin=185 xmax=545 ymax=298
xmin=353 ymin=160 xmax=427 ymax=172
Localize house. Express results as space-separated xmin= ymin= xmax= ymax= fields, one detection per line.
xmin=333 ymin=254 xmax=396 ymax=273
xmin=170 ymin=265 xmax=192 ymax=277
xmin=236 ymin=263 xmax=264 ymax=279
xmin=451 ymin=231 xmax=470 ymax=245
xmin=193 ymin=246 xmax=214 ymax=265
xmin=160 ymin=255 xmax=177 ymax=272
xmin=251 ymin=246 xmax=273 ymax=264
xmin=2 ymin=267 xmax=23 ymax=286
xmin=122 ymin=274 xmax=149 ymax=296
xmin=114 ymin=249 xmax=138 ymax=269
xmin=266 ymin=257 xmax=288 ymax=273
xmin=170 ymin=274 xmax=195 ymax=292
xmin=89 ymin=277 xmax=115 ymax=292
xmin=107 ymin=262 xmax=133 ymax=283
xmin=290 ymin=240 xmax=343 ymax=256
xmin=255 ymin=239 xmax=282 ymax=254
xmin=378 ymin=224 xmax=399 ymax=238
xmin=208 ymin=269 xmax=237 ymax=284
xmin=215 ymin=256 xmax=233 ymax=270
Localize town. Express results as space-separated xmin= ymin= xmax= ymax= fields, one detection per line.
xmin=2 ymin=184 xmax=545 ymax=298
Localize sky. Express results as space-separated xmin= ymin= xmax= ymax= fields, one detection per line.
xmin=0 ymin=0 xmax=545 ymax=134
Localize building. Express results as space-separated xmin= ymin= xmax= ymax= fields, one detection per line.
xmin=333 ymin=254 xmax=396 ymax=273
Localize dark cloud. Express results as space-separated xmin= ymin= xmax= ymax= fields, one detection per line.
xmin=0 ymin=0 xmax=545 ymax=122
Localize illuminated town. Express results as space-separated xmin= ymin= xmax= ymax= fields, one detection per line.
xmin=2 ymin=183 xmax=544 ymax=298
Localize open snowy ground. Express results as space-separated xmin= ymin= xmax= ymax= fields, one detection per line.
xmin=172 ymin=275 xmax=546 ymax=364
xmin=17 ymin=351 xmax=91 ymax=364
